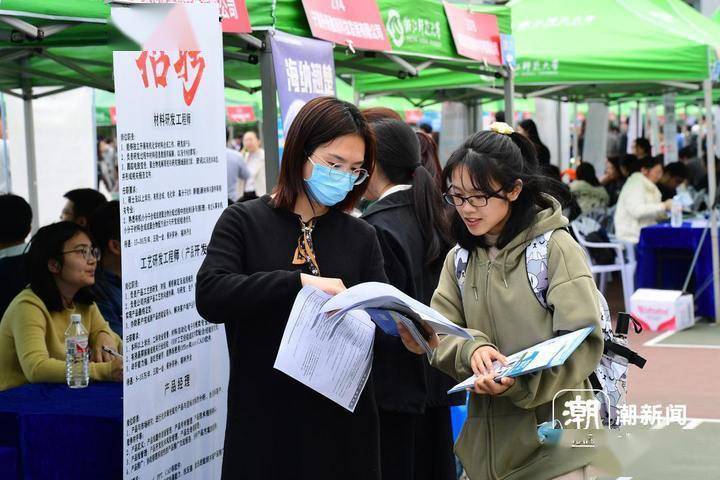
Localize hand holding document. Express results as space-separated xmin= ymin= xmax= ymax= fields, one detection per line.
xmin=320 ymin=282 xmax=474 ymax=340
xmin=275 ymin=282 xmax=474 ymax=410
xmin=274 ymin=286 xmax=375 ymax=412
xmin=448 ymin=327 xmax=595 ymax=394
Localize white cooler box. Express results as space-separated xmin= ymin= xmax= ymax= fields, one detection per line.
xmin=630 ymin=289 xmax=695 ymax=332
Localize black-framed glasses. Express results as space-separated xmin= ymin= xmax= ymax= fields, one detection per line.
xmin=309 ymin=155 xmax=369 ymax=186
xmin=443 ymin=188 xmax=505 ymax=208
xmin=62 ymin=246 xmax=101 ymax=262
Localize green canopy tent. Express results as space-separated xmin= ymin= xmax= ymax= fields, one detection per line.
xmin=355 ymin=0 xmax=720 ymax=108
xmin=0 ymin=0 xmax=514 ymax=223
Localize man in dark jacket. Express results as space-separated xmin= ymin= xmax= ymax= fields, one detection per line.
xmin=0 ymin=194 xmax=32 ymax=318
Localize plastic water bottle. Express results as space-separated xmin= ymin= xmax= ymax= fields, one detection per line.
xmin=65 ymin=313 xmax=89 ymax=388
xmin=670 ymin=195 xmax=683 ymax=228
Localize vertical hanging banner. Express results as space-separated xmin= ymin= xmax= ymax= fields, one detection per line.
xmin=443 ymin=2 xmax=502 ymax=65
xmin=301 ymin=0 xmax=391 ymax=51
xmin=626 ymin=106 xmax=641 ymax=154
xmin=111 ymin=0 xmax=251 ymax=33
xmin=663 ymin=94 xmax=678 ymax=164
xmin=500 ymin=33 xmax=516 ymax=68
xmin=112 ymin=3 xmax=229 ymax=480
xmin=583 ymin=102 xmax=610 ymax=173
xmin=270 ymin=30 xmax=336 ymax=132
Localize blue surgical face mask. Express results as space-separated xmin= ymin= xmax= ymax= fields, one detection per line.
xmin=304 ymin=158 xmax=358 ymax=206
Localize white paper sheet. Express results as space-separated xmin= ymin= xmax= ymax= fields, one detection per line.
xmin=274 ymin=286 xmax=375 ymax=412
xmin=320 ymin=282 xmax=472 ymax=339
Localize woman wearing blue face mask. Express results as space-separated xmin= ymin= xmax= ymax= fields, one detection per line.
xmin=196 ymin=97 xmax=430 ymax=480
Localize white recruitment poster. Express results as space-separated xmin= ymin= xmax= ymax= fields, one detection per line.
xmin=113 ymin=4 xmax=229 ymax=479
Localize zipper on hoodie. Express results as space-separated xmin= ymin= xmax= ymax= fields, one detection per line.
xmin=485 ymin=261 xmax=498 ymax=344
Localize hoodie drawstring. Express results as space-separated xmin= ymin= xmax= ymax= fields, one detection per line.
xmin=502 ymin=251 xmax=509 ymax=289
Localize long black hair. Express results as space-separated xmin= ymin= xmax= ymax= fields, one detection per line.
xmin=371 ymin=119 xmax=451 ymax=266
xmin=442 ymin=129 xmax=570 ymax=250
xmin=27 ymin=221 xmax=96 ymax=312
xmin=576 ymin=163 xmax=601 ymax=187
xmin=518 ymin=119 xmax=543 ymax=146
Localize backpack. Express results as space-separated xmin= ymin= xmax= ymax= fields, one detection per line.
xmin=452 ymin=230 xmax=646 ymax=428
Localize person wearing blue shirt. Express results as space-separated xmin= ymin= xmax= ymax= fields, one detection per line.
xmin=88 ymin=200 xmax=123 ymax=337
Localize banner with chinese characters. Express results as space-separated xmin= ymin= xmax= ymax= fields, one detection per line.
xmin=301 ymin=0 xmax=390 ymax=51
xmin=113 ymin=3 xmax=229 ymax=480
xmin=270 ymin=30 xmax=335 ymax=132
xmin=111 ymin=0 xmax=251 ymax=33
xmin=443 ymin=2 xmax=502 ymax=65
xmin=226 ymin=105 xmax=256 ymax=123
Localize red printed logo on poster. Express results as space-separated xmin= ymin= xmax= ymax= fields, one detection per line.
xmin=135 ymin=50 xmax=206 ymax=106
xmin=301 ymin=0 xmax=391 ymax=51
xmin=443 ymin=2 xmax=502 ymax=65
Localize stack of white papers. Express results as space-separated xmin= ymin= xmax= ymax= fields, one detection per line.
xmin=274 ymin=283 xmax=473 ymax=411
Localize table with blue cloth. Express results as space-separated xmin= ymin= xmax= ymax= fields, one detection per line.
xmin=0 ymin=382 xmax=122 ymax=480
xmin=636 ymin=221 xmax=715 ymax=318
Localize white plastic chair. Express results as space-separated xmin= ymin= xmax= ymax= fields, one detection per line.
xmin=571 ymin=216 xmax=636 ymax=313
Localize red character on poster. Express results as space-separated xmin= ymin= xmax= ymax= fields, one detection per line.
xmin=136 ymin=51 xmax=172 ymax=88
xmin=174 ymin=50 xmax=206 ymax=106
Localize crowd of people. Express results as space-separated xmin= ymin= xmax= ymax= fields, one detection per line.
xmin=2 ymin=97 xmax=709 ymax=479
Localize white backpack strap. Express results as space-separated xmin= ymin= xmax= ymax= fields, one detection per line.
xmin=453 ymin=244 xmax=470 ymax=294
xmin=525 ymin=231 xmax=553 ymax=309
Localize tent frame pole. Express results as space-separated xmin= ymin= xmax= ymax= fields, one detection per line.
xmin=260 ymin=31 xmax=280 ymax=191
xmin=703 ymin=78 xmax=720 ymax=322
xmin=503 ymin=66 xmax=515 ymax=126
xmin=20 ymin=60 xmax=39 ymax=232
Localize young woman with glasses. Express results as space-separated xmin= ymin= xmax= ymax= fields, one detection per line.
xmin=429 ymin=123 xmax=604 ymax=480
xmin=196 ymin=97 xmax=435 ymax=480
xmin=0 ymin=221 xmax=123 ymax=391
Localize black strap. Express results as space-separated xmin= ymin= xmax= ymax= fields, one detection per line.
xmin=588 ymin=371 xmax=603 ymax=391
xmin=604 ymin=342 xmax=647 ymax=369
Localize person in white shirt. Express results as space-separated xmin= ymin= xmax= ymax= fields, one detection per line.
xmin=226 ymin=130 xmax=250 ymax=204
xmin=239 ymin=130 xmax=266 ymax=201
xmin=614 ymin=156 xmax=672 ymax=243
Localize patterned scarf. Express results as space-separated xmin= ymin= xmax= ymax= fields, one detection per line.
xmin=292 ymin=218 xmax=320 ymax=276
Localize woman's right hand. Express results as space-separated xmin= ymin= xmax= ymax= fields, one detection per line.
xmin=663 ymin=199 xmax=674 ymax=211
xmin=301 ymin=273 xmax=347 ymax=295
xmin=471 ymin=345 xmax=508 ymax=376
xmin=110 ymin=357 xmax=123 ymax=382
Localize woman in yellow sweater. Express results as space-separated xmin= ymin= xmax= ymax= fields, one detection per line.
xmin=0 ymin=221 xmax=122 ymax=391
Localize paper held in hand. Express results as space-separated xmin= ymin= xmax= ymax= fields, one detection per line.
xmin=319 ymin=282 xmax=474 ymax=341
xmin=274 ymin=283 xmax=473 ymax=411
xmin=448 ymin=326 xmax=595 ymax=394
